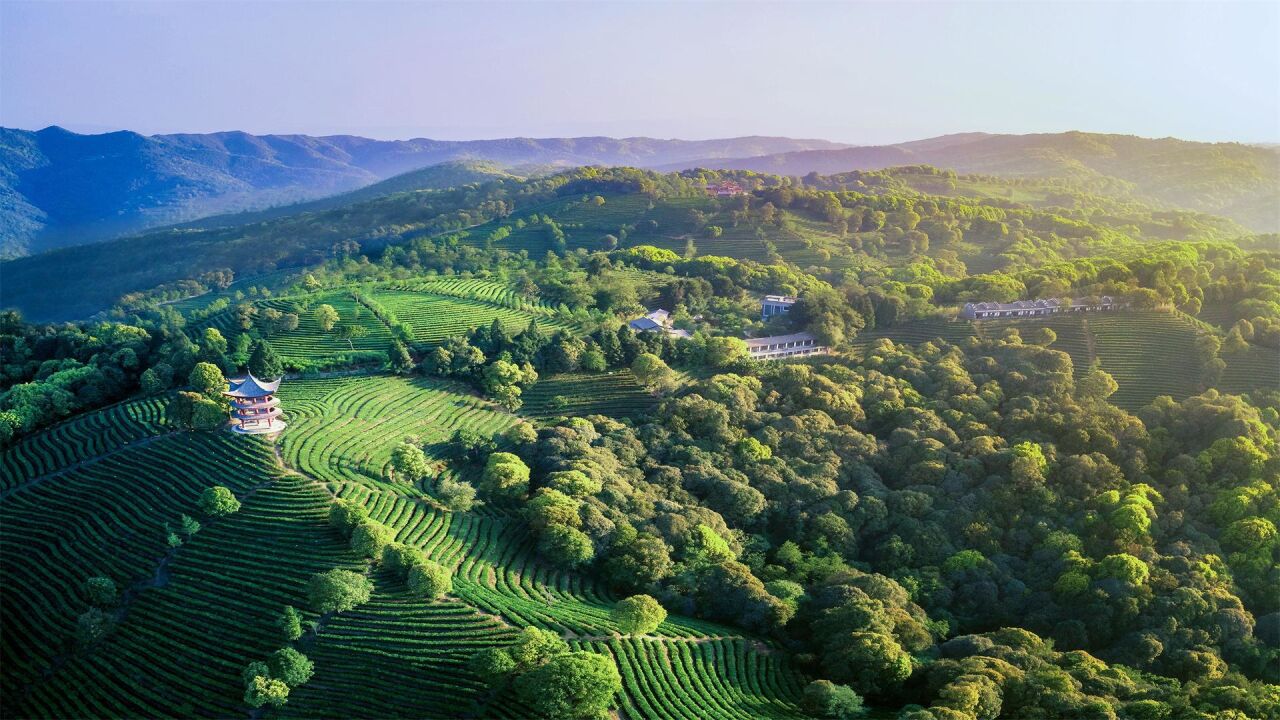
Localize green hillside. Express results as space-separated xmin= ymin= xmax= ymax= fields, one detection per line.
xmin=3 ymin=160 xmax=1278 ymax=720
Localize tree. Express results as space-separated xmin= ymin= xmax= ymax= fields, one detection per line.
xmin=631 ymin=353 xmax=672 ymax=389
xmin=277 ymin=605 xmax=303 ymax=641
xmin=140 ymin=367 xmax=168 ymax=395
xmin=314 ymin=304 xmax=339 ymax=332
xmin=244 ymin=675 xmax=290 ymax=708
xmin=546 ymin=470 xmax=602 ymax=498
xmin=803 ymin=680 xmax=866 ymax=719
xmin=390 ymin=442 xmax=430 ymax=483
xmin=538 ymin=524 xmax=595 ymax=569
xmin=1078 ymin=363 xmax=1119 ymax=400
xmin=824 ymin=631 xmax=912 ymax=696
xmin=481 ymin=360 xmax=537 ymax=411
xmin=704 ymin=336 xmax=749 ymax=368
xmin=407 ymin=561 xmax=453 ymax=599
xmin=436 ymin=477 xmax=480 ymax=512
xmin=527 ymin=488 xmax=582 ymax=531
xmin=188 ymin=362 xmax=226 ymax=397
xmin=350 ymin=521 xmax=393 ymax=560
xmin=248 ymin=340 xmax=284 ymax=379
xmin=611 ymin=594 xmax=667 ymax=635
xmin=268 ymin=647 xmax=314 ymax=687
xmin=480 ymin=452 xmax=531 ymax=498
xmin=198 ymin=486 xmax=241 ymax=517
xmin=328 ymin=500 xmax=369 ymax=537
xmin=85 ymin=576 xmax=117 ymax=606
xmin=468 ymin=647 xmax=517 ymax=686
xmin=76 ymin=607 xmax=113 ymax=648
xmin=514 ymin=651 xmax=622 ymax=720
xmin=307 ymin=569 xmax=373 ymax=613
xmin=1030 ymin=327 xmax=1057 ymax=347
xmin=388 ymin=341 xmax=415 ymax=374
xmin=336 ymin=323 xmax=367 ymax=350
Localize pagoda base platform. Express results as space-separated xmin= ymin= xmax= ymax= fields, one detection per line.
xmin=230 ymin=421 xmax=286 ymax=435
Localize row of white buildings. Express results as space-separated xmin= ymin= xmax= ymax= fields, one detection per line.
xmin=960 ymin=296 xmax=1125 ymax=320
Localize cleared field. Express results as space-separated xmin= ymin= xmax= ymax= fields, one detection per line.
xmin=521 ymin=371 xmax=657 ymax=420
xmin=0 ymin=395 xmax=169 ymax=492
xmin=277 ymin=374 xmax=518 ymax=491
xmin=0 ymin=431 xmax=276 ymax=706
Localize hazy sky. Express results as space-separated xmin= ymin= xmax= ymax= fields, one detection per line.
xmin=3 ymin=1 xmax=1277 ymax=144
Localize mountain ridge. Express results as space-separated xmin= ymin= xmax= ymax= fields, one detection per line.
xmin=0 ymin=127 xmax=849 ymax=257
xmin=663 ymin=131 xmax=1280 ymax=231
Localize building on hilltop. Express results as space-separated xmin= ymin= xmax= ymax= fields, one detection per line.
xmin=704 ymin=180 xmax=747 ymax=197
xmin=761 ymin=295 xmax=797 ymax=321
xmin=746 ymin=331 xmax=828 ymax=361
xmin=223 ymin=373 xmax=286 ymax=435
xmin=628 ymin=308 xmax=691 ymax=338
xmin=960 ymin=296 xmax=1125 ymax=320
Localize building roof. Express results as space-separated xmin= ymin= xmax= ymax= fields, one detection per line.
xmin=629 ymin=317 xmax=663 ymax=332
xmin=224 ymin=373 xmax=281 ymax=398
xmin=763 ymin=295 xmax=797 ymax=304
xmin=746 ymin=331 xmax=818 ymax=349
xmin=964 ymin=296 xmax=1120 ymax=312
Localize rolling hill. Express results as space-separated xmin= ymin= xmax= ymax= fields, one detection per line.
xmin=667 ymin=131 xmax=1280 ymax=231
xmin=0 ymin=127 xmax=847 ymax=258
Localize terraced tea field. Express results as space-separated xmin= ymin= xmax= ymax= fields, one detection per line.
xmin=277 ymin=576 xmax=526 ymax=719
xmin=583 ymin=637 xmax=810 ymax=720
xmin=1090 ymin=312 xmax=1203 ymax=409
xmin=521 ymin=371 xmax=658 ymax=420
xmin=367 ymin=288 xmax=572 ymax=347
xmin=259 ymin=292 xmax=395 ymax=360
xmin=0 ymin=430 xmax=279 ymax=707
xmin=1221 ymin=343 xmax=1280 ymax=397
xmin=0 ymin=394 xmax=169 ymax=492
xmin=2 ymin=374 xmax=805 ymax=719
xmin=12 ymin=472 xmax=360 ymax=718
xmin=277 ymin=373 xmax=518 ymax=491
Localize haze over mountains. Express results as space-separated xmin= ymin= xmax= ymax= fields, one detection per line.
xmin=0 ymin=127 xmax=848 ymax=257
xmin=670 ymin=132 xmax=1280 ymax=233
xmin=2 ymin=126 xmax=1277 ymax=262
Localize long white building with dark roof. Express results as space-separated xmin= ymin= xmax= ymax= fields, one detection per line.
xmin=960 ymin=296 xmax=1124 ymax=320
xmin=746 ymin=331 xmax=828 ymax=360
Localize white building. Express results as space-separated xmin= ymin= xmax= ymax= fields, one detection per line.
xmin=960 ymin=296 xmax=1124 ymax=320
xmin=761 ymin=295 xmax=797 ymax=322
xmin=746 ymin=331 xmax=828 ymax=361
xmin=629 ymin=309 xmax=691 ymax=338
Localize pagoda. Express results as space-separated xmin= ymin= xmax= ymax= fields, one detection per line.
xmin=223 ymin=372 xmax=286 ymax=435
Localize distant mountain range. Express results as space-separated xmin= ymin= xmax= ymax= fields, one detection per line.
xmin=0 ymin=127 xmax=849 ymax=257
xmin=2 ymin=127 xmax=1276 ymax=261
xmin=664 ymin=132 xmax=1280 ymax=231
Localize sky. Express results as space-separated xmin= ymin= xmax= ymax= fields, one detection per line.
xmin=2 ymin=1 xmax=1277 ymax=145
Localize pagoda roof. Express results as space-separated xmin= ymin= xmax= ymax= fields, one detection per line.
xmin=224 ymin=373 xmax=281 ymax=398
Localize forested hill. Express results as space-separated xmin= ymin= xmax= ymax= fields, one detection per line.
xmin=668 ymin=132 xmax=1280 ymax=231
xmin=0 ymin=127 xmax=847 ymax=258
xmin=1 ymin=164 xmax=1264 ymax=323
